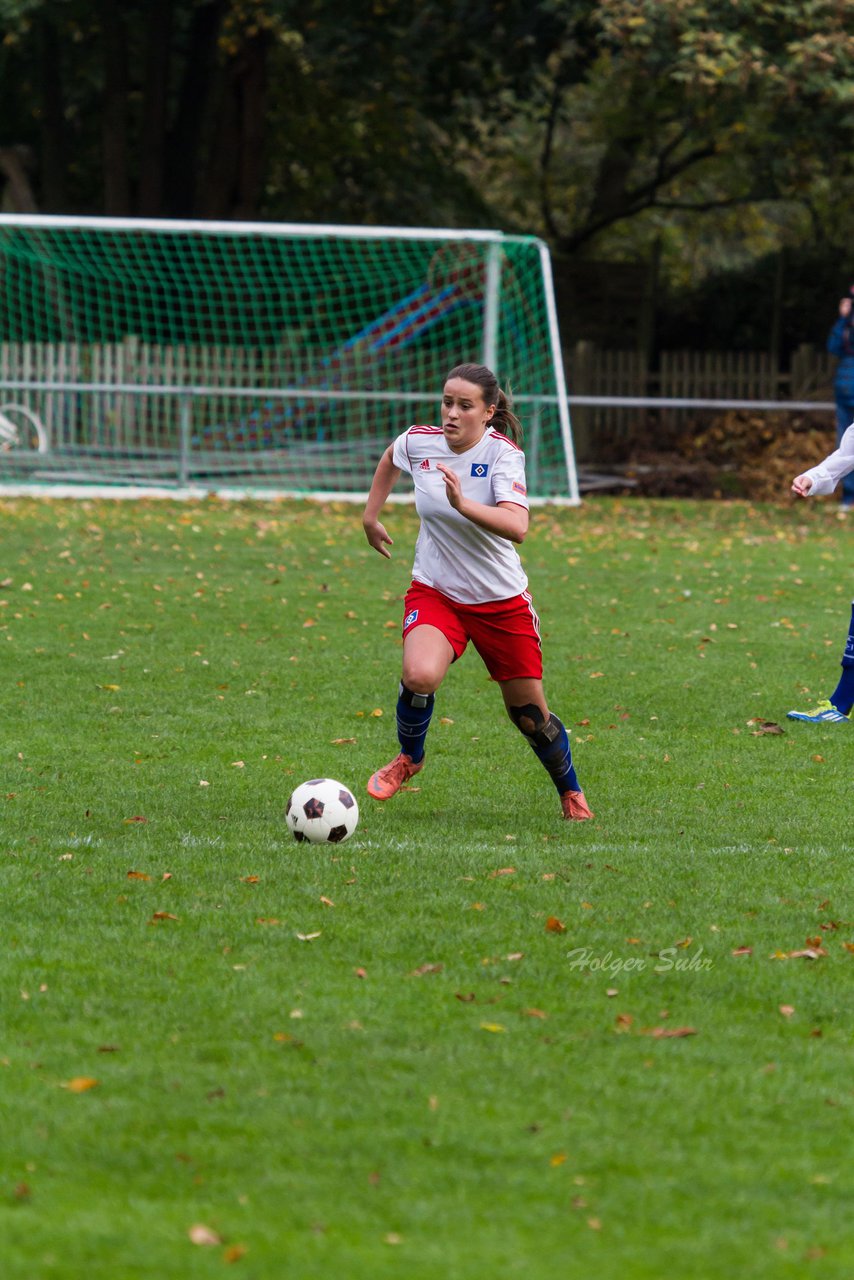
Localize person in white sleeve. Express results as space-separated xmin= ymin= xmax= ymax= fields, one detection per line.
xmin=788 ymin=422 xmax=854 ymax=722
xmin=361 ymin=362 xmax=593 ymax=821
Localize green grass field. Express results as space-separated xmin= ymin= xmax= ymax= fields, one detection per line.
xmin=1 ymin=494 xmax=852 ymax=1279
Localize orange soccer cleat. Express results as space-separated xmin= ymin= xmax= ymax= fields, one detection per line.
xmin=560 ymin=789 xmax=594 ymax=821
xmin=366 ymin=752 xmax=424 ymax=801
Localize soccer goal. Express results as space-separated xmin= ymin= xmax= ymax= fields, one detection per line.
xmin=0 ymin=215 xmax=579 ymax=502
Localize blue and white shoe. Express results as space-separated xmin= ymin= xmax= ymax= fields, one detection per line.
xmin=786 ymin=699 xmax=850 ymax=723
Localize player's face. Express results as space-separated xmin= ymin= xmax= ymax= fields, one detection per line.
xmin=441 ymin=378 xmax=496 ymax=453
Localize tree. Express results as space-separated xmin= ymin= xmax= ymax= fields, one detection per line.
xmin=458 ymin=0 xmax=854 ymax=260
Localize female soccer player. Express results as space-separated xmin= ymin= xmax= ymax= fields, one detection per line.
xmin=361 ymin=362 xmax=593 ymax=820
xmin=788 ymin=423 xmax=854 ymax=723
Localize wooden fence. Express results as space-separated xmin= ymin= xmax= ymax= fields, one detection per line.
xmin=566 ymin=341 xmax=838 ymax=456
xmin=0 ymin=337 xmax=841 ymax=455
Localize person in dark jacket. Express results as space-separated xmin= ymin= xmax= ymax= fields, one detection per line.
xmin=827 ymin=285 xmax=854 ymax=508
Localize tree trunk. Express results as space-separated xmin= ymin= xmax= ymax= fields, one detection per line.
xmin=38 ymin=14 xmax=66 ymax=210
xmin=0 ymin=147 xmax=38 ymax=212
xmin=198 ymin=31 xmax=271 ymax=220
xmin=165 ymin=0 xmax=229 ymax=216
xmin=138 ymin=0 xmax=174 ymax=216
xmin=101 ymin=3 xmax=130 ymax=214
xmin=233 ymin=32 xmax=270 ymax=220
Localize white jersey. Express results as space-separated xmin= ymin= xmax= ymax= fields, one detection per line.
xmin=801 ymin=421 xmax=854 ymax=496
xmin=392 ymin=424 xmax=530 ymax=604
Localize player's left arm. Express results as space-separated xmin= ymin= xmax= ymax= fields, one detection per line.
xmin=436 ymin=463 xmax=529 ymax=542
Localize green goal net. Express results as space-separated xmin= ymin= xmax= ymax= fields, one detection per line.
xmin=0 ymin=216 xmax=578 ymax=501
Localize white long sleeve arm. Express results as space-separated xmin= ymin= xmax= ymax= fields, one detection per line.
xmin=802 ymin=422 xmax=854 ymax=496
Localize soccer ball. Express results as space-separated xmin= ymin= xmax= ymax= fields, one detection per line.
xmin=285 ymin=778 xmax=359 ymax=844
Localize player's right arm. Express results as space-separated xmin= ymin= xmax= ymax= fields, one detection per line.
xmin=792 ymin=422 xmax=854 ymax=498
xmin=363 ymin=444 xmax=401 ymax=558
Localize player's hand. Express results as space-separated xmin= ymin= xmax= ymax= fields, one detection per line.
xmin=364 ymin=519 xmax=393 ymax=557
xmin=437 ymin=463 xmax=463 ymax=510
xmin=791 ymin=474 xmax=813 ymax=498
xmin=840 ymin=297 xmax=852 ymax=317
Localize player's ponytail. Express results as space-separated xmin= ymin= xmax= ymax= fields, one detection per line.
xmin=445 ymin=363 xmax=524 ymax=446
xmin=491 ymin=388 xmax=523 ymax=446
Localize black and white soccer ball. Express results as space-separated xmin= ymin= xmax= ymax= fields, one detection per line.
xmin=285 ymin=778 xmax=359 ymax=844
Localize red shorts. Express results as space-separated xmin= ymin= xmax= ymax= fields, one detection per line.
xmin=402 ymin=581 xmax=543 ymax=682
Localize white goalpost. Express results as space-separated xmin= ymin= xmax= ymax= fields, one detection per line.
xmin=0 ymin=215 xmax=580 ymax=503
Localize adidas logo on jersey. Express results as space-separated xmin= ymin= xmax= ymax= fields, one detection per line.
xmin=419 ymin=459 xmax=431 ymax=470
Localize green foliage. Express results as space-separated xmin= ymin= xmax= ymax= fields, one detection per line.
xmin=459 ymin=0 xmax=854 ymax=284
xmin=1 ymin=494 xmax=854 ymax=1277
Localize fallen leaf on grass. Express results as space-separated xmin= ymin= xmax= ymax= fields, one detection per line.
xmin=409 ymin=962 xmax=442 ymax=976
xmin=151 ymin=912 xmax=179 ymax=922
xmin=779 ymin=1005 xmax=796 ymax=1018
xmin=522 ymin=1008 xmax=548 ymax=1020
xmin=223 ymin=1244 xmax=248 ymax=1263
xmin=455 ymin=992 xmax=476 ymax=1003
xmin=731 ymin=946 xmax=753 ymax=956
xmin=320 ymin=896 xmax=335 ymax=907
xmin=331 ymin=738 xmax=357 ymax=745
xmin=296 ymin=932 xmax=321 ymax=942
xmin=490 ymin=867 xmax=516 ymax=878
xmin=188 ymin=1224 xmax=221 ymax=1247
xmin=550 ymin=1152 xmax=567 ymax=1167
xmin=545 ymin=916 xmax=566 ymax=933
xmin=127 ymin=870 xmax=151 ymax=880
xmin=749 ymin=720 xmax=784 ymax=736
xmin=62 ymin=1077 xmax=99 ymax=1093
xmin=241 ymin=875 xmax=260 ymax=884
xmin=480 ymin=1022 xmax=506 ymax=1033
xmin=123 ymin=816 xmax=148 ymax=825
xmin=641 ymin=1026 xmax=698 ymax=1039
